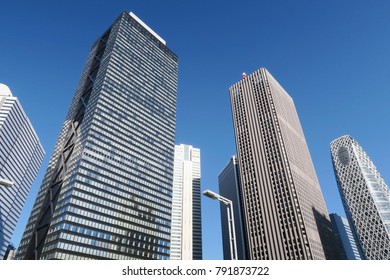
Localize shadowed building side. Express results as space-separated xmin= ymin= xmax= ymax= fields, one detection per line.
xmin=218 ymin=156 xmax=248 ymax=260
xmin=329 ymin=213 xmax=362 ymax=260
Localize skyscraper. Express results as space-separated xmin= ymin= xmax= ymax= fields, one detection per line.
xmin=329 ymin=213 xmax=362 ymax=260
xmin=0 ymin=84 xmax=45 ymax=259
xmin=16 ymin=12 xmax=178 ymax=260
xmin=218 ymin=156 xmax=247 ymax=260
xmin=229 ymin=68 xmax=332 ymax=259
xmin=330 ymin=135 xmax=390 ymax=259
xmin=3 ymin=243 xmax=16 ymax=260
xmin=170 ymin=144 xmax=202 ymax=260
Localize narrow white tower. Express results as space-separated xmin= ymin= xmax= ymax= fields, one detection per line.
xmin=170 ymin=144 xmax=202 ymax=260
xmin=331 ymin=135 xmax=390 ymax=259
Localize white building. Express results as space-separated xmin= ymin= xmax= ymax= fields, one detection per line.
xmin=170 ymin=144 xmax=202 ymax=260
xmin=0 ymin=84 xmax=45 ymax=259
xmin=331 ymin=135 xmax=390 ymax=259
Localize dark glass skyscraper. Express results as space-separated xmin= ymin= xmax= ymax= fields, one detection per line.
xmin=230 ymin=68 xmax=333 ymax=259
xmin=218 ymin=156 xmax=247 ymax=260
xmin=329 ymin=213 xmax=362 ymax=260
xmin=16 ymin=12 xmax=178 ymax=260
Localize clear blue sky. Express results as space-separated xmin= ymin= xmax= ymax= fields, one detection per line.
xmin=1 ymin=0 xmax=389 ymax=260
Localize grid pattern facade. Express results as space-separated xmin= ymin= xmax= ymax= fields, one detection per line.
xmin=16 ymin=12 xmax=178 ymax=260
xmin=331 ymin=135 xmax=390 ymax=259
xmin=0 ymin=86 xmax=45 ymax=259
xmin=218 ymin=156 xmax=247 ymax=260
xmin=170 ymin=144 xmax=202 ymax=260
xmin=230 ymin=68 xmax=331 ymax=260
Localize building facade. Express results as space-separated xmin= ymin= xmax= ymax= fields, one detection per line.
xmin=170 ymin=144 xmax=202 ymax=260
xmin=0 ymin=84 xmax=45 ymax=260
xmin=3 ymin=243 xmax=16 ymax=260
xmin=218 ymin=156 xmax=247 ymax=260
xmin=229 ymin=68 xmax=333 ymax=259
xmin=331 ymin=135 xmax=390 ymax=259
xmin=16 ymin=12 xmax=178 ymax=260
xmin=329 ymin=213 xmax=362 ymax=260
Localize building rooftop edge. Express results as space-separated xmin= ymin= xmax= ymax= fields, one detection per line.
xmin=0 ymin=83 xmax=13 ymax=97
xmin=129 ymin=12 xmax=166 ymax=45
xmin=330 ymin=135 xmax=354 ymax=145
xmin=229 ymin=68 xmax=268 ymax=88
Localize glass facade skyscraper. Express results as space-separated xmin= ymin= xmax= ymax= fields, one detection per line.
xmin=16 ymin=12 xmax=178 ymax=260
xmin=230 ymin=68 xmax=334 ymax=259
xmin=218 ymin=156 xmax=247 ymax=260
xmin=170 ymin=144 xmax=202 ymax=260
xmin=0 ymin=84 xmax=45 ymax=259
xmin=331 ymin=135 xmax=390 ymax=259
xmin=329 ymin=213 xmax=362 ymax=260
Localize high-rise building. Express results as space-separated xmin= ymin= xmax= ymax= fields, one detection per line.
xmin=0 ymin=84 xmax=45 ymax=260
xmin=3 ymin=243 xmax=16 ymax=260
xmin=329 ymin=213 xmax=362 ymax=260
xmin=170 ymin=144 xmax=202 ymax=260
xmin=330 ymin=135 xmax=390 ymax=259
xmin=218 ymin=156 xmax=247 ymax=260
xmin=229 ymin=68 xmax=333 ymax=259
xmin=16 ymin=12 xmax=178 ymax=260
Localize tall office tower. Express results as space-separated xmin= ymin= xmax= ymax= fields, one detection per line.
xmin=218 ymin=156 xmax=247 ymax=260
xmin=170 ymin=144 xmax=202 ymax=260
xmin=16 ymin=12 xmax=178 ymax=260
xmin=3 ymin=243 xmax=16 ymax=260
xmin=229 ymin=68 xmax=333 ymax=260
xmin=331 ymin=135 xmax=390 ymax=260
xmin=329 ymin=213 xmax=362 ymax=260
xmin=0 ymin=84 xmax=45 ymax=260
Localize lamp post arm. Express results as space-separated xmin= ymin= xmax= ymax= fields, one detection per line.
xmin=203 ymin=189 xmax=237 ymax=260
xmin=216 ymin=196 xmax=232 ymax=206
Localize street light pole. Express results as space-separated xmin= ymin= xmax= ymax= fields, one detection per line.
xmin=203 ymin=189 xmax=237 ymax=260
